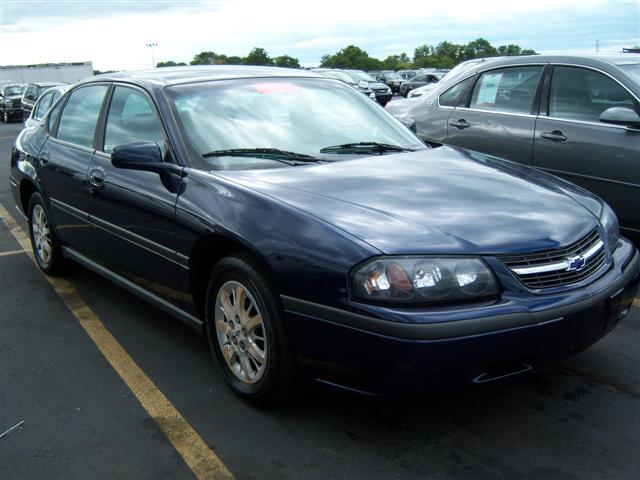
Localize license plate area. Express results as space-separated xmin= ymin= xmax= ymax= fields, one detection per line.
xmin=604 ymin=287 xmax=632 ymax=332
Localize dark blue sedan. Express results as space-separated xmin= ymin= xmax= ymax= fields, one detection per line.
xmin=9 ymin=66 xmax=640 ymax=406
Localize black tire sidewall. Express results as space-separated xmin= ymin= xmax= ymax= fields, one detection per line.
xmin=204 ymin=256 xmax=291 ymax=404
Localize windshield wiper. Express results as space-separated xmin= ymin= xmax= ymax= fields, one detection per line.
xmin=203 ymin=148 xmax=320 ymax=164
xmin=319 ymin=142 xmax=417 ymax=154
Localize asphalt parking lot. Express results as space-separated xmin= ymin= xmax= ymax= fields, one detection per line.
xmin=1 ymin=120 xmax=639 ymax=480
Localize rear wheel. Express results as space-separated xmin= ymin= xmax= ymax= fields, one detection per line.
xmin=28 ymin=193 xmax=65 ymax=275
xmin=205 ymin=254 xmax=295 ymax=407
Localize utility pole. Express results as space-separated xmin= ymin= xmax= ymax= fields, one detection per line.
xmin=595 ymin=39 xmax=600 ymax=53
xmin=146 ymin=43 xmax=158 ymax=68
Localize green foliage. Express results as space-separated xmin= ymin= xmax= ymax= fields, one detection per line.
xmin=190 ymin=51 xmax=225 ymax=65
xmin=274 ymin=55 xmax=300 ymax=68
xmin=244 ymin=47 xmax=274 ymax=66
xmin=156 ymin=60 xmax=187 ymax=68
xmin=319 ymin=45 xmax=382 ymax=70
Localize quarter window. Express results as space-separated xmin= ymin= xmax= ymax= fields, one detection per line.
xmin=103 ymin=87 xmax=165 ymax=154
xmin=34 ymin=92 xmax=54 ymax=120
xmin=56 ymin=85 xmax=108 ymax=148
xmin=439 ymin=76 xmax=474 ymax=107
xmin=549 ymin=66 xmax=636 ymax=123
xmin=469 ymin=66 xmax=543 ymax=114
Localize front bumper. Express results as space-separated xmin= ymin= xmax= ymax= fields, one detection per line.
xmin=284 ymin=239 xmax=640 ymax=394
xmin=2 ymin=107 xmax=22 ymax=119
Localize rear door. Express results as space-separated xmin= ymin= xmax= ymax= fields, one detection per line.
xmin=532 ymin=64 xmax=640 ymax=239
xmin=37 ymin=84 xmax=109 ymax=255
xmin=89 ymin=84 xmax=187 ymax=309
xmin=446 ymin=64 xmax=545 ymax=165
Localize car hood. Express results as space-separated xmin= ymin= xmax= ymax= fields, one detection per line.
xmin=4 ymin=95 xmax=22 ymax=101
xmin=217 ymin=147 xmax=601 ymax=255
xmin=368 ymin=82 xmax=390 ymax=90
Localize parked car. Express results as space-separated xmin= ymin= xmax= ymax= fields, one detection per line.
xmin=369 ymin=71 xmax=404 ymax=93
xmin=386 ymin=55 xmax=640 ymax=243
xmin=343 ymin=70 xmax=393 ymax=106
xmin=399 ymin=72 xmax=444 ymax=97
xmin=11 ymin=66 xmax=639 ymax=406
xmin=311 ymin=68 xmax=376 ymax=100
xmin=24 ymin=85 xmax=69 ymax=128
xmin=0 ymin=84 xmax=26 ymax=122
xmin=398 ymin=69 xmax=419 ymax=80
xmin=22 ymin=82 xmax=68 ymax=121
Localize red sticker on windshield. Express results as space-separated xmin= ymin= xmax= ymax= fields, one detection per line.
xmin=251 ymin=82 xmax=299 ymax=94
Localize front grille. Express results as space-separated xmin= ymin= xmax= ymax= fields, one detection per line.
xmin=498 ymin=228 xmax=606 ymax=289
xmin=373 ymin=88 xmax=389 ymax=93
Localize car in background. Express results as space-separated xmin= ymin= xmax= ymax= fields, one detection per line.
xmin=398 ymin=69 xmax=419 ymax=80
xmin=343 ymin=70 xmax=392 ymax=106
xmin=369 ymin=71 xmax=404 ymax=93
xmin=22 ymin=82 xmax=68 ymax=121
xmin=386 ymin=54 xmax=640 ymax=242
xmin=399 ymin=72 xmax=444 ymax=97
xmin=311 ymin=68 xmax=377 ymax=101
xmin=10 ymin=66 xmax=639 ymax=406
xmin=24 ymin=85 xmax=69 ymax=128
xmin=0 ymin=84 xmax=26 ymax=122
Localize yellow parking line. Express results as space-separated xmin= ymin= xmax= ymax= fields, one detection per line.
xmin=0 ymin=204 xmax=234 ymax=480
xmin=0 ymin=248 xmax=26 ymax=257
xmin=634 ymin=298 xmax=640 ymax=308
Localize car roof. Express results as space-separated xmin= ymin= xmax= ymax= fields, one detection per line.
xmin=83 ymin=65 xmax=324 ymax=88
xmin=28 ymin=82 xmax=68 ymax=87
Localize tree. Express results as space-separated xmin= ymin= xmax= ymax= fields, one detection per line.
xmin=191 ymin=51 xmax=219 ymax=65
xmin=319 ymin=45 xmax=382 ymax=70
xmin=463 ymin=38 xmax=497 ymax=59
xmin=521 ymin=49 xmax=537 ymax=55
xmin=226 ymin=56 xmax=243 ymax=65
xmin=382 ymin=53 xmax=412 ymax=70
xmin=156 ymin=60 xmax=187 ymax=68
xmin=274 ymin=55 xmax=300 ymax=68
xmin=413 ymin=44 xmax=433 ymax=64
xmin=244 ymin=47 xmax=273 ymax=66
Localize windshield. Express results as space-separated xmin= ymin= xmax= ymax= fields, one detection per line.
xmin=4 ymin=86 xmax=24 ymax=96
xmin=167 ymin=77 xmax=425 ymax=171
xmin=619 ymin=64 xmax=640 ymax=83
xmin=345 ymin=70 xmax=377 ymax=83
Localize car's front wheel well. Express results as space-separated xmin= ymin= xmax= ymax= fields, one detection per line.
xmin=190 ymin=235 xmax=275 ymax=320
xmin=20 ymin=180 xmax=37 ymax=218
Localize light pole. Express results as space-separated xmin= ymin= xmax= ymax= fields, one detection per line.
xmin=146 ymin=43 xmax=158 ymax=68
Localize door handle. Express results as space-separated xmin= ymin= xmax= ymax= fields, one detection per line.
xmin=88 ymin=168 xmax=106 ymax=190
xmin=540 ymin=130 xmax=567 ymax=142
xmin=449 ymin=119 xmax=470 ymax=129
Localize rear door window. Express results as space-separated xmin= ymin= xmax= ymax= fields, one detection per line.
xmin=34 ymin=92 xmax=54 ymax=119
xmin=470 ymin=66 xmax=543 ymax=114
xmin=55 ymin=85 xmax=108 ymax=148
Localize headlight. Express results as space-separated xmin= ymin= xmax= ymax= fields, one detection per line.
xmin=3 ymin=99 xmax=12 ymax=107
xmin=351 ymin=256 xmax=500 ymax=305
xmin=599 ymin=202 xmax=619 ymax=250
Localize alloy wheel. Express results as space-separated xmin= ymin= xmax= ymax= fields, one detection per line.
xmin=214 ymin=280 xmax=267 ymax=384
xmin=32 ymin=204 xmax=52 ymax=265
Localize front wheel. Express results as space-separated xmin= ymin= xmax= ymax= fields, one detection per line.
xmin=205 ymin=254 xmax=296 ymax=407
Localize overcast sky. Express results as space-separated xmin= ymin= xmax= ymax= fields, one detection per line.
xmin=1 ymin=0 xmax=638 ymax=71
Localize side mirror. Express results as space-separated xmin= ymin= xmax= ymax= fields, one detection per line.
xmin=599 ymin=106 xmax=640 ymax=129
xmin=396 ymin=116 xmax=416 ymax=133
xmin=111 ymin=141 xmax=181 ymax=175
xmin=26 ymin=94 xmax=36 ymax=101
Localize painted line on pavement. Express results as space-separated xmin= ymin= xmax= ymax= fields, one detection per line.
xmin=0 ymin=248 xmax=26 ymax=257
xmin=0 ymin=203 xmax=234 ymax=480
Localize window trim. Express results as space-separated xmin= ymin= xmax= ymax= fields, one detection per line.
xmin=544 ymin=63 xmax=640 ymax=126
xmin=49 ymin=82 xmax=111 ymax=150
xmin=436 ymin=73 xmax=477 ymax=110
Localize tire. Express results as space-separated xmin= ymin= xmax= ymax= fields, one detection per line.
xmin=28 ymin=192 xmax=65 ymax=275
xmin=204 ymin=254 xmax=296 ymax=407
